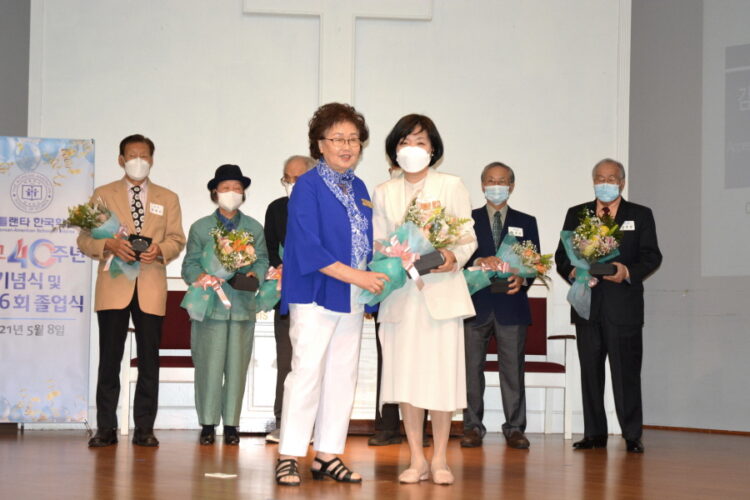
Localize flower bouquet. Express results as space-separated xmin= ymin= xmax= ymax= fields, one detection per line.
xmin=181 ymin=223 xmax=258 ymax=321
xmin=59 ymin=200 xmax=139 ymax=280
xmin=511 ymin=239 xmax=553 ymax=287
xmin=560 ymin=208 xmax=623 ymax=319
xmin=57 ymin=201 xmax=111 ymax=231
xmin=403 ymin=198 xmax=472 ymax=274
xmin=358 ymin=221 xmax=436 ymax=306
xmin=463 ymin=234 xmax=552 ymax=295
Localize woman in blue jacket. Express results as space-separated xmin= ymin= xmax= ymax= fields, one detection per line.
xmin=274 ymin=103 xmax=388 ymax=486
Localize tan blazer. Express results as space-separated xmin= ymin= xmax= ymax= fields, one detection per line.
xmin=77 ymin=178 xmax=186 ymax=316
xmin=372 ymin=168 xmax=477 ymax=321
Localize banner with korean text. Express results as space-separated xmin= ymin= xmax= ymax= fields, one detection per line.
xmin=0 ymin=137 xmax=94 ymax=423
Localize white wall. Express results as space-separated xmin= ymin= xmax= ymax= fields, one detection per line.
xmin=29 ymin=0 xmax=630 ymax=431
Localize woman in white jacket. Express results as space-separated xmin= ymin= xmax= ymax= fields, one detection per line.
xmin=372 ymin=114 xmax=477 ymax=486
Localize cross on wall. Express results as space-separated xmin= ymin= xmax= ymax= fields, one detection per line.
xmin=243 ymin=0 xmax=433 ymax=105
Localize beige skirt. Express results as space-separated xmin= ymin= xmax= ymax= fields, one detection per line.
xmin=378 ymin=280 xmax=467 ymax=412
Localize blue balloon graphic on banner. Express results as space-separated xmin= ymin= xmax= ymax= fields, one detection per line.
xmin=15 ymin=141 xmax=42 ymax=171
xmin=0 ymin=137 xmax=16 ymax=162
xmin=38 ymin=139 xmax=66 ymax=162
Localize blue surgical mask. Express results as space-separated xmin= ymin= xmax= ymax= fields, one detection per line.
xmin=594 ymin=183 xmax=621 ymax=203
xmin=484 ymin=185 xmax=510 ymax=205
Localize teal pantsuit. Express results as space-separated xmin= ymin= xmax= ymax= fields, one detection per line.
xmin=181 ymin=210 xmax=269 ymax=426
xmin=191 ymin=318 xmax=254 ymax=425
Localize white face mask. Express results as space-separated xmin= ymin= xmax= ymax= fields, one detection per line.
xmin=217 ymin=191 xmax=244 ymax=212
xmin=284 ymin=182 xmax=294 ymax=198
xmin=124 ymin=158 xmax=151 ymax=181
xmin=396 ymin=146 xmax=431 ymax=174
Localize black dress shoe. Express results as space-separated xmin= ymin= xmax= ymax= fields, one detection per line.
xmin=572 ymin=435 xmax=608 ymax=449
xmin=199 ymin=428 xmax=215 ymax=445
xmin=88 ymin=428 xmax=118 ymax=447
xmin=132 ymin=428 xmax=159 ymax=447
xmin=626 ymin=439 xmax=644 ymax=453
xmin=368 ymin=431 xmax=402 ymax=446
xmin=506 ymin=430 xmax=530 ymax=450
xmin=224 ymin=426 xmax=240 ymax=445
xmin=460 ymin=428 xmax=483 ymax=448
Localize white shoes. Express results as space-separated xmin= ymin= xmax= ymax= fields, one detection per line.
xmin=265 ymin=428 xmax=280 ymax=443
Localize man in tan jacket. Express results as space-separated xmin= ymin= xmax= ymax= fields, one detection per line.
xmin=78 ymin=134 xmax=185 ymax=447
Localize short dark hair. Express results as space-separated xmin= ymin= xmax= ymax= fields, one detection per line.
xmin=210 ymin=189 xmax=247 ymax=203
xmin=119 ymin=134 xmax=155 ymax=156
xmin=308 ymin=103 xmax=369 ymax=160
xmin=385 ymin=114 xmax=444 ymax=168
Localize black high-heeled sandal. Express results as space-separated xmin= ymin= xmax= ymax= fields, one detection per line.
xmin=311 ymin=456 xmax=362 ymax=483
xmin=275 ymin=458 xmax=301 ymax=486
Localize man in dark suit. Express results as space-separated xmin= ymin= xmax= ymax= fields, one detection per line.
xmin=263 ymin=155 xmax=314 ymax=443
xmin=461 ymin=162 xmax=540 ymax=449
xmin=555 ymin=158 xmax=662 ymax=453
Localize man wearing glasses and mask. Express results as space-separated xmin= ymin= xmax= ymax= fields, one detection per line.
xmin=461 ymin=161 xmax=540 ymax=450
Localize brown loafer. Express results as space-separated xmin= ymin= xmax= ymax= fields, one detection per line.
xmin=460 ymin=428 xmax=483 ymax=448
xmin=132 ymin=428 xmax=159 ymax=447
xmin=368 ymin=430 xmax=402 ymax=446
xmin=88 ymin=428 xmax=118 ymax=447
xmin=505 ymin=430 xmax=530 ymax=449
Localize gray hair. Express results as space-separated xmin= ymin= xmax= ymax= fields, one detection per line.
xmin=481 ymin=161 xmax=515 ymax=184
xmin=283 ymin=155 xmax=316 ymax=171
xmin=592 ymin=158 xmax=626 ymax=180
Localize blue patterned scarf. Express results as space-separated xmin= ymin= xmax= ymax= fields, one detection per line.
xmin=214 ymin=209 xmax=238 ymax=231
xmin=316 ymin=161 xmax=370 ymax=267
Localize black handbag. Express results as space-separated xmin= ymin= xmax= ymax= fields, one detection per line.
xmin=227 ymin=273 xmax=259 ymax=292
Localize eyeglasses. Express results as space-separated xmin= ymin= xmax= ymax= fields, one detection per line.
xmin=321 ymin=137 xmax=362 ymax=149
xmin=484 ymin=178 xmax=512 ymax=186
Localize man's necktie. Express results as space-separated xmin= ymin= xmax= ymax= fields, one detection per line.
xmin=131 ymin=185 xmax=144 ymax=234
xmin=601 ymin=206 xmax=610 ymax=218
xmin=492 ymin=211 xmax=503 ymax=249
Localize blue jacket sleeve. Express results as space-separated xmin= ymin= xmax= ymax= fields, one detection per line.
xmin=286 ymin=176 xmax=338 ymax=275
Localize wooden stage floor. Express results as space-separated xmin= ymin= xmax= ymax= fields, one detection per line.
xmin=1 ymin=429 xmax=748 ymax=499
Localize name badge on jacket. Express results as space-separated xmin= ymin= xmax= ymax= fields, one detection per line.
xmin=621 ymin=220 xmax=635 ymax=231
xmin=508 ymin=226 xmax=523 ymax=237
xmin=150 ymin=203 xmax=164 ymax=216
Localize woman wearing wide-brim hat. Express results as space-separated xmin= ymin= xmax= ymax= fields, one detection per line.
xmin=181 ymin=164 xmax=269 ymax=446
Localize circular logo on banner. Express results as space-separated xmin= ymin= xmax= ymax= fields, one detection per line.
xmin=10 ymin=172 xmax=55 ymax=213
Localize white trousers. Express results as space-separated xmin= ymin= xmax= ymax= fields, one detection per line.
xmin=278 ymin=303 xmax=364 ymax=457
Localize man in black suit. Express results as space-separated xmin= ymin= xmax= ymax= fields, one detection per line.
xmin=263 ymin=155 xmax=314 ymax=443
xmin=461 ymin=162 xmax=539 ymax=449
xmin=555 ymin=158 xmax=662 ymax=453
